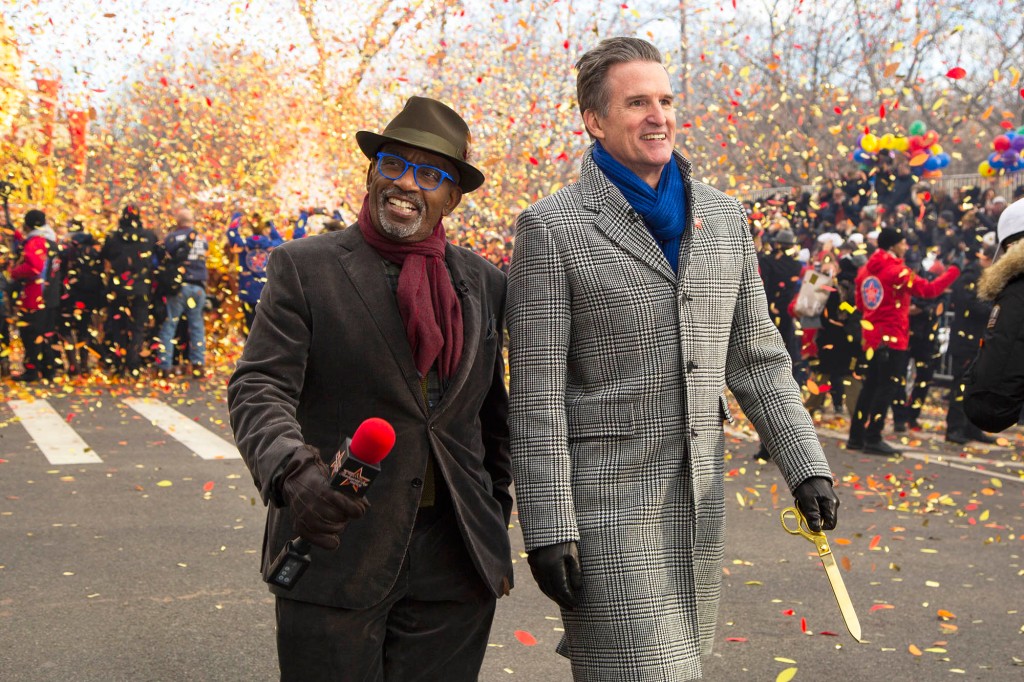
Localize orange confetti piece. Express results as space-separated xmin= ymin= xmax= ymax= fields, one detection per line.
xmin=514 ymin=630 xmax=537 ymax=646
xmin=203 ymin=481 xmax=215 ymax=492
xmin=937 ymin=609 xmax=955 ymax=620
xmin=841 ymin=556 xmax=852 ymax=571
xmin=908 ymin=644 xmax=922 ymax=656
xmin=870 ymin=604 xmax=895 ymax=612
xmin=869 ymin=535 xmax=881 ymax=549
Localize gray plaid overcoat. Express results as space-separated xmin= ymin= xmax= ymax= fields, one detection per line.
xmin=507 ymin=148 xmax=832 ymax=681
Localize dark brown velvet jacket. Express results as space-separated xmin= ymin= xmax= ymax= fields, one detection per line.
xmin=228 ymin=225 xmax=513 ymax=607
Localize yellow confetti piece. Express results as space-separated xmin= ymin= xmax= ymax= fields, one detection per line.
xmin=990 ymin=478 xmax=1002 ymax=488
xmin=925 ymin=580 xmax=940 ymax=587
xmin=776 ymin=667 xmax=798 ymax=682
xmin=157 ymin=480 xmax=173 ymax=487
xmin=774 ymin=657 xmax=797 ymax=664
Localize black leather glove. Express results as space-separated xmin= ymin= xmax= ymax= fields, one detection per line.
xmin=793 ymin=476 xmax=839 ymax=532
xmin=528 ymin=541 xmax=583 ymax=610
xmin=279 ymin=445 xmax=369 ymax=550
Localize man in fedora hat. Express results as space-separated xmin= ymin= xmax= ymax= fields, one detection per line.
xmin=229 ymin=96 xmax=513 ymax=681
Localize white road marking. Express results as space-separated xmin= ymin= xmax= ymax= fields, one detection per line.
xmin=8 ymin=399 xmax=102 ymax=465
xmin=123 ymin=398 xmax=240 ymax=460
xmin=900 ymin=451 xmax=1024 ymax=484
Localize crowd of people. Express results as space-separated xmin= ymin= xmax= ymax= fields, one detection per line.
xmin=748 ymin=176 xmax=1024 ymax=450
xmin=0 ymin=203 xmax=333 ymax=383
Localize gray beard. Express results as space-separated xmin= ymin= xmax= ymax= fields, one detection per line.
xmin=376 ymin=192 xmax=423 ymax=239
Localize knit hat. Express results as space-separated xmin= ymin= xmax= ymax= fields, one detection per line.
xmin=24 ymin=209 xmax=46 ymax=229
xmin=877 ymin=227 xmax=905 ymax=251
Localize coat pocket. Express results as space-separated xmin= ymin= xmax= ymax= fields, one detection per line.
xmin=566 ymin=397 xmax=638 ymax=440
xmin=718 ymin=394 xmax=733 ymax=424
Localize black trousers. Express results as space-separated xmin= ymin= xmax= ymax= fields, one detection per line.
xmin=945 ymin=353 xmax=978 ymax=436
xmin=103 ymin=293 xmax=150 ymax=375
xmin=850 ymin=347 xmax=908 ymax=442
xmin=20 ymin=308 xmax=57 ymax=378
xmin=893 ymin=346 xmax=939 ymax=426
xmin=275 ymin=506 xmax=496 ymax=682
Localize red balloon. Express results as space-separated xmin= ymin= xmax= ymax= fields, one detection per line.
xmin=922 ymin=130 xmax=939 ymax=148
xmin=994 ymin=135 xmax=1011 ymax=152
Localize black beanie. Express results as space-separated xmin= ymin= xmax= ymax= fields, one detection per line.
xmin=24 ymin=209 xmax=46 ymax=229
xmin=877 ymin=227 xmax=905 ymax=251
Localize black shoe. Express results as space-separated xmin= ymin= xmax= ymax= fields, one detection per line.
xmin=893 ymin=422 xmax=907 ymax=434
xmin=863 ymin=439 xmax=902 ymax=455
xmin=846 ymin=438 xmax=864 ymax=451
xmin=967 ymin=429 xmax=997 ymax=445
xmin=906 ymin=419 xmax=922 ymax=431
xmin=945 ymin=431 xmax=969 ymax=445
xmin=13 ymin=371 xmax=40 ymax=383
xmin=753 ymin=444 xmax=770 ymax=462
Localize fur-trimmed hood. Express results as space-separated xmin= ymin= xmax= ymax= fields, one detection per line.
xmin=978 ymin=240 xmax=1024 ymax=301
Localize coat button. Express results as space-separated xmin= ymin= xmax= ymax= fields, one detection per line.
xmin=690 ymin=428 xmax=698 ymax=438
xmin=411 ymin=478 xmax=423 ymax=488
xmin=686 ymin=361 xmax=698 ymax=372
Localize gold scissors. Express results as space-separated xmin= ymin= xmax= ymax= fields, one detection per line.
xmin=781 ymin=506 xmax=862 ymax=642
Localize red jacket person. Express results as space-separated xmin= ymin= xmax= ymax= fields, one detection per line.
xmin=847 ymin=227 xmax=959 ymax=454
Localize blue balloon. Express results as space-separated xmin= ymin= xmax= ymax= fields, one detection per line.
xmin=923 ymin=155 xmax=942 ymax=171
xmin=989 ymin=151 xmax=1006 ymax=170
xmin=853 ymin=148 xmax=875 ymax=164
xmin=935 ymin=152 xmax=951 ymax=169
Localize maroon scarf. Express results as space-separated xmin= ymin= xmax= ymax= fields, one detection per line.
xmin=357 ymin=197 xmax=463 ymax=380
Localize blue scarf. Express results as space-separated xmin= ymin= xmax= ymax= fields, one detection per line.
xmin=592 ymin=142 xmax=688 ymax=273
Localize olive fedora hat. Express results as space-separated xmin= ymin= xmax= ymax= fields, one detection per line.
xmin=356 ymin=96 xmax=485 ymax=193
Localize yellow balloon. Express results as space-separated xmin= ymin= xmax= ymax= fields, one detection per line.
xmin=930 ymin=144 xmax=943 ymax=154
xmin=978 ymin=160 xmax=995 ymax=177
xmin=879 ymin=133 xmax=895 ymax=149
xmin=892 ymin=136 xmax=910 ymax=152
xmin=861 ymin=133 xmax=879 ymax=153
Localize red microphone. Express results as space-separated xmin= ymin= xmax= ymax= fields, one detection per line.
xmin=327 ymin=417 xmax=395 ymax=497
xmin=268 ymin=418 xmax=396 ymax=590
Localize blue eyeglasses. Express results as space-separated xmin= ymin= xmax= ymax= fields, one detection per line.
xmin=375 ymin=152 xmax=456 ymax=192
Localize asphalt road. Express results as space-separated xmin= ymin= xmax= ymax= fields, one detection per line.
xmin=1 ymin=376 xmax=1021 ymax=681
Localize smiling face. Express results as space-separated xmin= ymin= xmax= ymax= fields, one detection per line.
xmin=365 ymin=142 xmax=463 ymax=243
xmin=583 ymin=60 xmax=676 ymax=189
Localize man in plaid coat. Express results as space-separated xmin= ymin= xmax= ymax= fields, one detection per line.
xmin=507 ymin=38 xmax=840 ymax=681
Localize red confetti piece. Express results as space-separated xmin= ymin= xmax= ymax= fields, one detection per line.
xmin=203 ymin=481 xmax=215 ymax=492
xmin=819 ymin=631 xmax=840 ymax=636
xmin=879 ymin=103 xmax=886 ymax=118
xmin=514 ymin=630 xmax=537 ymax=646
xmin=205 ymin=96 xmax=213 ymax=106
xmin=528 ymin=157 xmax=539 ymax=166
xmin=781 ymin=609 xmax=796 ymax=616
xmin=159 ymin=77 xmax=168 ymax=87
xmin=833 ymin=106 xmax=842 ymax=114
xmin=800 ymin=617 xmax=808 ymax=632
xmin=870 ymin=604 xmax=895 ymax=612
xmin=1000 ymin=120 xmax=1014 ymax=129
xmin=945 ymin=67 xmax=966 ymax=79
xmin=66 ymin=413 xmax=75 ymax=423
xmin=725 ymin=637 xmax=747 ymax=642
xmin=869 ymin=534 xmax=881 ymax=549
xmin=1020 ymin=88 xmax=1024 ymax=98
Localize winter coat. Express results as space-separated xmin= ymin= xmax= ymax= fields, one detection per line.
xmin=100 ymin=221 xmax=159 ymax=298
xmin=226 ymin=212 xmax=283 ymax=304
xmin=507 ymin=148 xmax=832 ymax=681
xmin=964 ymin=242 xmax=1024 ymax=432
xmin=227 ymin=226 xmax=514 ymax=607
xmin=817 ymin=258 xmax=862 ymax=376
xmin=855 ymin=248 xmax=959 ymax=351
xmin=60 ymin=232 xmax=105 ymax=309
xmin=10 ymin=226 xmax=59 ymax=313
xmin=948 ymin=259 xmax=992 ymax=358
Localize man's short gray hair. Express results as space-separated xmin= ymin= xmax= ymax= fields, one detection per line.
xmin=575 ymin=37 xmax=664 ymax=119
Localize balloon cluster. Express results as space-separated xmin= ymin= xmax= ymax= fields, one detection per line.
xmin=852 ymin=120 xmax=950 ymax=178
xmin=978 ymin=125 xmax=1024 ymax=177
